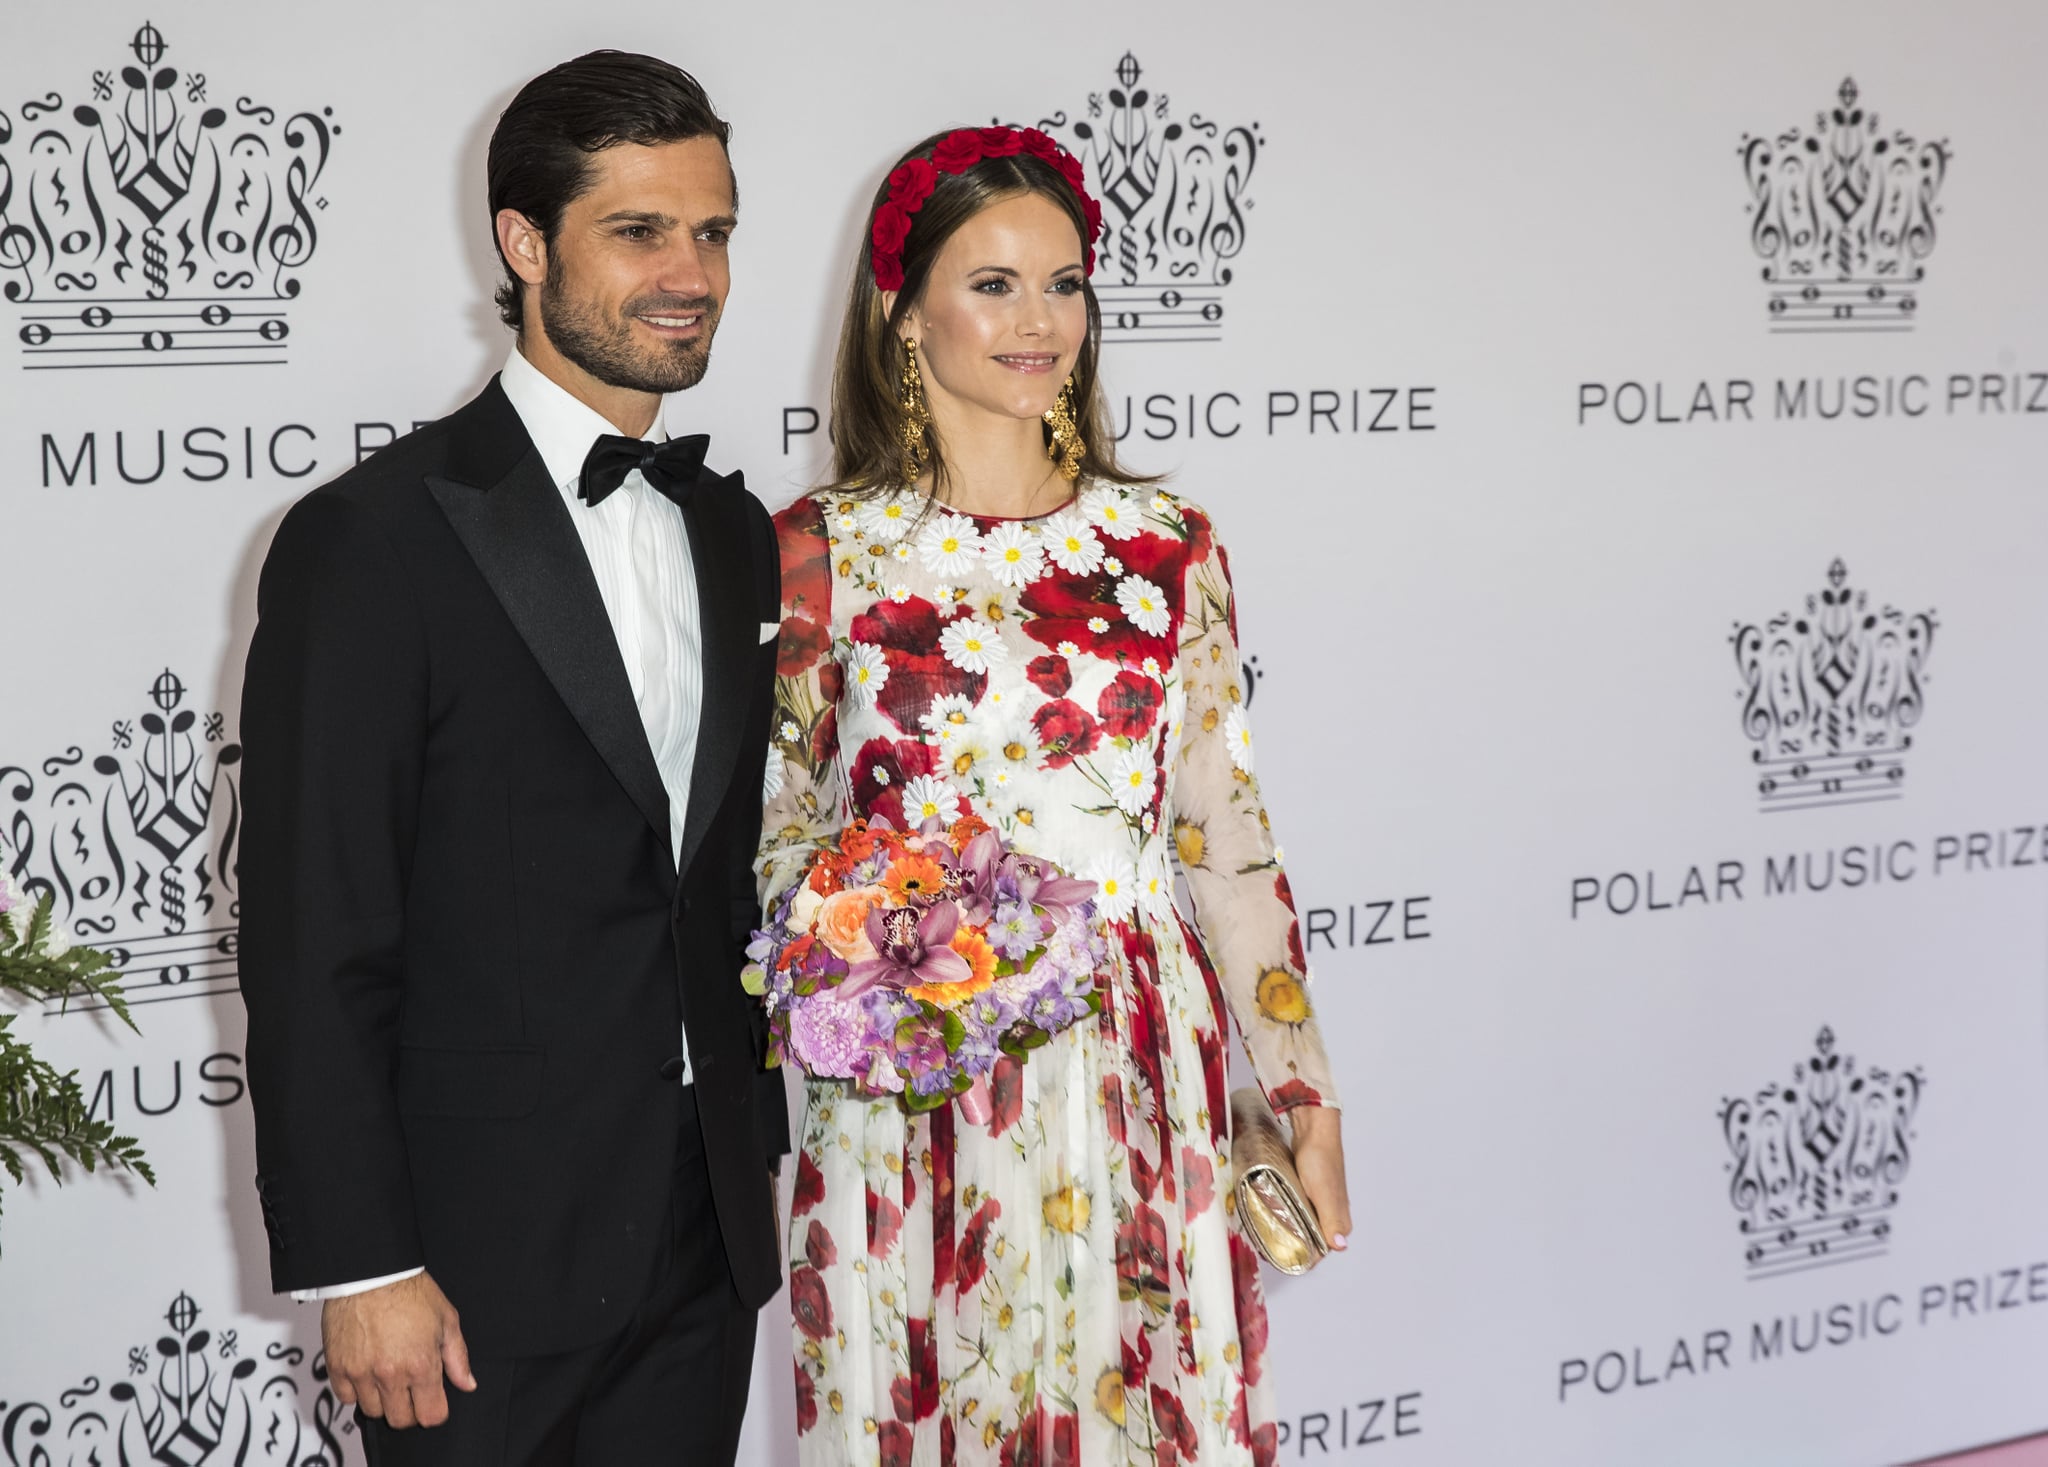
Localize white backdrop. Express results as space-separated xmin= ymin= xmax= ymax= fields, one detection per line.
xmin=5 ymin=3 xmax=2048 ymax=1464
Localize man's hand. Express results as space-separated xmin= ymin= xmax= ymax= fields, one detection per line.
xmin=322 ymin=1272 xmax=476 ymax=1429
xmin=1288 ymin=1106 xmax=1354 ymax=1252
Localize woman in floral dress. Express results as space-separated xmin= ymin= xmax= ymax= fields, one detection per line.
xmin=758 ymin=126 xmax=1350 ymax=1466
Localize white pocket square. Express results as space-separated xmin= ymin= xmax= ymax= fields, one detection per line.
xmin=759 ymin=620 xmax=782 ymax=644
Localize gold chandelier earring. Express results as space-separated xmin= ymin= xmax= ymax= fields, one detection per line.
xmin=1043 ymin=374 xmax=1085 ymax=482
xmin=898 ymin=337 xmax=933 ymax=481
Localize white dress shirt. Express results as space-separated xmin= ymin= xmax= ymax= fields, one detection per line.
xmin=295 ymin=345 xmax=705 ymax=1301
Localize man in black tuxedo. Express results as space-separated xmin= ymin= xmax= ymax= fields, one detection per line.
xmin=239 ymin=52 xmax=785 ymax=1465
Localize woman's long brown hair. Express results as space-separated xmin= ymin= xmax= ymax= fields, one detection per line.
xmin=821 ymin=131 xmax=1157 ymax=501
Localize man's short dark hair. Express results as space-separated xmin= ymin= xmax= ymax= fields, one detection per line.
xmin=486 ymin=50 xmax=734 ymax=331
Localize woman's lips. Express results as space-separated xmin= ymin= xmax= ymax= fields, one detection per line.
xmin=993 ymin=353 xmax=1059 ymax=374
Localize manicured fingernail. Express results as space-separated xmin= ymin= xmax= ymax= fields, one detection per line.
xmin=1331 ymin=1233 xmax=1349 ymax=1250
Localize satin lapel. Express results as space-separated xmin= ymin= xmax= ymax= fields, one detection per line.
xmin=673 ymin=470 xmax=754 ymax=882
xmin=425 ymin=417 xmax=674 ymax=869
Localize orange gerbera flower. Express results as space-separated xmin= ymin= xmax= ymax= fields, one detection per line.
xmin=882 ymin=853 xmax=949 ymax=904
xmin=911 ymin=927 xmax=998 ymax=1006
xmin=840 ymin=818 xmax=879 ymax=862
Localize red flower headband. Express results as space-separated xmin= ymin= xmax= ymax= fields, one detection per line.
xmin=870 ymin=126 xmax=1105 ymax=292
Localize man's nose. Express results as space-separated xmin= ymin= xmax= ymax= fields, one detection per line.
xmin=654 ymin=239 xmax=712 ymax=301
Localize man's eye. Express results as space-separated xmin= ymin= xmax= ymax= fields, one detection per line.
xmin=699 ymin=229 xmax=731 ymax=246
xmin=618 ymin=226 xmax=654 ymax=241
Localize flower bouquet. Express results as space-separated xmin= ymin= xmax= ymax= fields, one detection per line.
xmin=745 ymin=814 xmax=1108 ymax=1115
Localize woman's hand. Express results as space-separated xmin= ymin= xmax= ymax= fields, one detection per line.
xmin=1287 ymin=1105 xmax=1353 ymax=1251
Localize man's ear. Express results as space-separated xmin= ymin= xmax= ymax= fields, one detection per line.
xmin=495 ymin=209 xmax=548 ymax=289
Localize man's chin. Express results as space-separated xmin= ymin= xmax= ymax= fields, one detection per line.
xmin=582 ymin=344 xmax=711 ymax=396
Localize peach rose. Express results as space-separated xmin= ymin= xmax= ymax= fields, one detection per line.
xmin=816 ymin=886 xmax=883 ymax=962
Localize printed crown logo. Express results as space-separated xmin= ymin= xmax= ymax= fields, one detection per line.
xmin=1731 ymin=559 xmax=1936 ymax=812
xmin=1719 ymin=1026 xmax=1923 ymax=1280
xmin=1740 ymin=78 xmax=1951 ymax=333
xmin=0 ymin=1291 xmax=352 ymax=1464
xmin=0 ymin=669 xmax=241 ymax=1013
xmin=0 ymin=22 xmax=340 ymax=368
xmin=1026 ymin=53 xmax=1260 ymax=344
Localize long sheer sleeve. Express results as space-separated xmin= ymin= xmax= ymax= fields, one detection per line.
xmin=757 ymin=497 xmax=846 ymax=912
xmin=1171 ymin=507 xmax=1341 ymax=1115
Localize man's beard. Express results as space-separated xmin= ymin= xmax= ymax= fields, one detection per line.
xmin=538 ymin=259 xmax=717 ymax=394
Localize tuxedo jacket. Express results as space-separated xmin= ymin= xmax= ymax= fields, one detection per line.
xmin=239 ymin=378 xmax=787 ymax=1358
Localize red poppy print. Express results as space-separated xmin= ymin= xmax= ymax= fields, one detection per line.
xmin=1217 ymin=538 xmax=1240 ymax=640
xmin=1031 ymin=698 xmax=1101 ymax=768
xmin=1051 ymin=1412 xmax=1080 ymax=1467
xmin=1181 ymin=1145 xmax=1216 ymax=1219
xmin=1097 ymin=669 xmax=1165 ymax=739
xmin=1230 ymin=1231 xmax=1270 ymax=1386
xmin=810 ymin=704 xmax=839 ymax=769
xmin=1026 ymin=653 xmax=1072 ymax=697
xmin=1020 ymin=524 xmax=1191 ymax=661
xmin=1151 ymin=1385 xmax=1201 ymax=1460
xmin=848 ymin=735 xmax=941 ymax=829
xmin=907 ymin=1316 xmax=939 ymax=1420
xmin=1181 ymin=504 xmax=1216 ymax=568
xmin=987 ymin=1055 xmax=1024 ymax=1137
xmin=866 ymin=1184 xmax=904 ymax=1257
xmin=790 ymin=1265 xmax=834 ymax=1340
xmin=803 ymin=1218 xmax=837 ymax=1271
xmin=889 ymin=1376 xmax=915 ymax=1425
xmin=956 ymin=1197 xmax=1002 ymax=1291
xmin=774 ymin=499 xmax=833 ymax=622
xmin=794 ymin=1361 xmax=817 ymax=1434
xmin=1101 ymin=1073 xmax=1128 ymax=1148
xmin=877 ymin=1420 xmax=913 ymax=1467
xmin=1253 ymin=1424 xmax=1279 ymax=1467
xmin=1268 ymin=1078 xmax=1324 ymax=1112
xmin=850 ymin=596 xmax=988 ymax=734
xmin=998 ymin=1406 xmax=1043 ymax=1467
xmin=1122 ymin=1326 xmax=1154 ymax=1390
xmin=1195 ymin=1024 xmax=1229 ymax=1146
xmin=1116 ymin=1204 xmax=1170 ymax=1310
xmin=1274 ymin=870 xmax=1307 ymax=971
xmin=792 ymin=1150 xmax=825 ymax=1215
xmin=1174 ymin=1297 xmax=1198 ymax=1375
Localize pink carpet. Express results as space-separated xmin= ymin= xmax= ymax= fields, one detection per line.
xmin=1916 ymin=1436 xmax=2048 ymax=1466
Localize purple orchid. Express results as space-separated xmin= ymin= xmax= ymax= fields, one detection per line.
xmin=945 ymin=829 xmax=1008 ymax=925
xmin=1009 ymin=856 xmax=1097 ymax=924
xmin=840 ymin=901 xmax=971 ymax=998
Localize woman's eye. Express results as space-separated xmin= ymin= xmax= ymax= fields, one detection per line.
xmin=1051 ymin=278 xmax=1081 ymax=295
xmin=975 ymin=278 xmax=1011 ymax=295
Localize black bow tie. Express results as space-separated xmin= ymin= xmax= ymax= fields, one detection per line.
xmin=577 ymin=432 xmax=711 ymax=507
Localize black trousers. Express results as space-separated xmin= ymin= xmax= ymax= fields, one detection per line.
xmin=360 ymin=1092 xmax=757 ymax=1467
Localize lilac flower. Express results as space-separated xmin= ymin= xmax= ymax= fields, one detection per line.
xmin=898 ymin=1028 xmax=954 ymax=1093
xmin=841 ymin=902 xmax=970 ymax=998
xmin=988 ymin=901 xmax=1047 ymax=962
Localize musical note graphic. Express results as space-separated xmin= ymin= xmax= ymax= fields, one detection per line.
xmin=19 ymin=300 xmax=290 ymax=368
xmin=0 ymin=24 xmax=338 ymax=370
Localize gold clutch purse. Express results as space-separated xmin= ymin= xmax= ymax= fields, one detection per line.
xmin=1229 ymin=1086 xmax=1329 ymax=1274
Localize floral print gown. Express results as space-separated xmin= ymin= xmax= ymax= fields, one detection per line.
xmin=758 ymin=485 xmax=1340 ymax=1467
